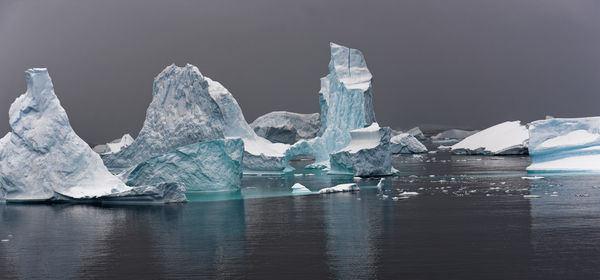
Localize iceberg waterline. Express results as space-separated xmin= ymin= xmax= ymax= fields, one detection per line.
xmin=1 ymin=43 xmax=397 ymax=204
xmin=9 ymin=42 xmax=589 ymax=203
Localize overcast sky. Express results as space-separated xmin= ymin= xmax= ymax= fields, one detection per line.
xmin=1 ymin=0 xmax=600 ymax=144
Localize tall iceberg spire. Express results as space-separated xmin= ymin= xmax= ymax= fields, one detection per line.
xmin=0 ymin=69 xmax=131 ymax=201
xmin=285 ymin=43 xmax=377 ymax=167
xmin=103 ymin=64 xmax=226 ymax=170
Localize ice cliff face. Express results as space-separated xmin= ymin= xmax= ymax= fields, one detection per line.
xmin=120 ymin=139 xmax=244 ymax=191
xmin=285 ymin=43 xmax=377 ymax=167
xmin=451 ymin=121 xmax=529 ymax=155
xmin=0 ymin=69 xmax=131 ymax=201
xmin=102 ymin=64 xmax=226 ymax=171
xmin=390 ymin=133 xmax=428 ymax=154
xmin=330 ymin=123 xmax=393 ymax=176
xmin=527 ymin=117 xmax=600 ymax=173
xmin=250 ymin=111 xmax=321 ymax=144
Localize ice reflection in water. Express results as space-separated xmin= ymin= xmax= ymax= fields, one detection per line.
xmin=2 ymin=153 xmax=600 ymax=279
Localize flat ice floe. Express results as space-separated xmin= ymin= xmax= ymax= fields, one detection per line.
xmin=451 ymin=121 xmax=529 ymax=155
xmin=318 ymin=183 xmax=360 ymax=194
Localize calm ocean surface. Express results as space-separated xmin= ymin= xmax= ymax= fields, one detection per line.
xmin=2 ymin=151 xmax=600 ymax=279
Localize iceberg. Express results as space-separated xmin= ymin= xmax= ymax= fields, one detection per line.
xmin=0 ymin=68 xmax=185 ymax=203
xmin=92 ymin=134 xmax=134 ymax=154
xmin=250 ymin=111 xmax=321 ymax=144
xmin=285 ymin=43 xmax=377 ymax=168
xmin=120 ymin=139 xmax=243 ymax=191
xmin=390 ymin=133 xmax=428 ymax=154
xmin=102 ymin=64 xmax=226 ymax=171
xmin=451 ymin=121 xmax=529 ymax=155
xmin=330 ymin=123 xmax=393 ymax=176
xmin=527 ymin=117 xmax=600 ymax=173
xmin=103 ymin=64 xmax=288 ymax=174
xmin=432 ymin=129 xmax=479 ymax=141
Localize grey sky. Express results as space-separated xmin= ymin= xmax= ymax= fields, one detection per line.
xmin=1 ymin=0 xmax=599 ymax=144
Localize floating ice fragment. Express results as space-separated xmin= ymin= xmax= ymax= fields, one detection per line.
xmin=377 ymin=178 xmax=384 ymax=190
xmin=291 ymin=183 xmax=312 ymax=194
xmin=318 ymin=183 xmax=360 ymax=194
xmin=399 ymin=191 xmax=419 ymax=196
xmin=521 ymin=176 xmax=544 ymax=180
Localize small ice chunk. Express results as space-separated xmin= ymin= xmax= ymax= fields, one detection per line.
xmin=399 ymin=191 xmax=419 ymax=196
xmin=521 ymin=176 xmax=544 ymax=180
xmin=291 ymin=183 xmax=312 ymax=194
xmin=523 ymin=194 xmax=541 ymax=198
xmin=377 ymin=178 xmax=384 ymax=190
xmin=318 ymin=183 xmax=360 ymax=194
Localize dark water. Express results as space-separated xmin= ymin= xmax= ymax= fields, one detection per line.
xmin=2 ymin=152 xmax=600 ymax=279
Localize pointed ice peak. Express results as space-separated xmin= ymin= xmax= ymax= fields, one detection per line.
xmin=22 ymin=68 xmax=55 ymax=106
xmin=329 ymin=42 xmax=372 ymax=91
xmin=0 ymin=68 xmax=130 ymax=201
xmin=153 ymin=63 xmax=208 ymax=95
xmin=102 ymin=63 xmax=226 ymax=170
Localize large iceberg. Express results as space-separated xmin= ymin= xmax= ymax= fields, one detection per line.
xmin=92 ymin=133 xmax=134 ymax=154
xmin=250 ymin=111 xmax=321 ymax=144
xmin=103 ymin=64 xmax=288 ymax=174
xmin=0 ymin=69 xmax=185 ymax=203
xmin=390 ymin=133 xmax=428 ymax=154
xmin=102 ymin=64 xmax=226 ymax=171
xmin=330 ymin=123 xmax=393 ymax=176
xmin=120 ymin=139 xmax=243 ymax=191
xmin=527 ymin=117 xmax=600 ymax=173
xmin=451 ymin=121 xmax=529 ymax=155
xmin=285 ymin=43 xmax=377 ymax=168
